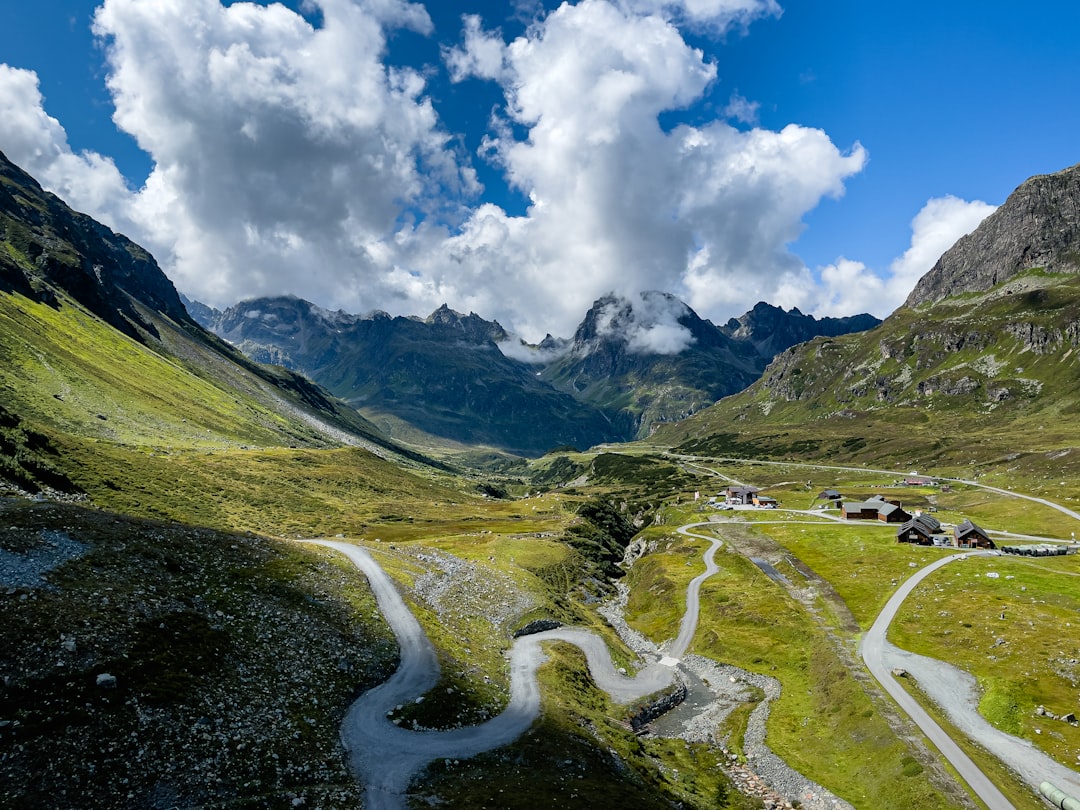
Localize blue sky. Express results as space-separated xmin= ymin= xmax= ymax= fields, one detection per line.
xmin=1 ymin=0 xmax=1078 ymax=343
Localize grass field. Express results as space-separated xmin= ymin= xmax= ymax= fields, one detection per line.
xmin=0 ymin=292 xmax=308 ymax=448
xmin=619 ymin=520 xmax=958 ymax=809
xmin=751 ymin=520 xmax=954 ymax=629
xmin=889 ymin=552 xmax=1080 ymax=768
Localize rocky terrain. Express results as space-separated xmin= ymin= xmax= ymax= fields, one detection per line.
xmin=907 ymin=163 xmax=1080 ymax=307
xmin=659 ymin=166 xmax=1080 ymax=470
xmin=600 ymin=582 xmax=853 ymax=810
xmin=190 ymin=291 xmax=880 ymax=453
xmin=0 ymin=497 xmax=397 ymax=809
xmin=190 ymin=295 xmax=616 ymax=456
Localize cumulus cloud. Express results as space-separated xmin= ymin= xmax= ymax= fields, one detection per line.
xmin=2 ymin=0 xmax=866 ymax=345
xmin=84 ymin=0 xmax=475 ymax=307
xmin=723 ymin=91 xmax=759 ymax=124
xmin=620 ymin=0 xmax=781 ymax=29
xmin=444 ymin=15 xmax=507 ymax=82
xmin=812 ymin=195 xmax=997 ymax=318
xmin=436 ymin=0 xmax=865 ymax=339
xmin=0 ymin=65 xmax=134 ymax=225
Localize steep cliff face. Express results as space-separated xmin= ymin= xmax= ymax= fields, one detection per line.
xmin=0 ymin=150 xmax=190 ymax=340
xmin=906 ymin=163 xmax=1080 ymax=307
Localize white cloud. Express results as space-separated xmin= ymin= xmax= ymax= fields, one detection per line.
xmin=812 ymin=195 xmax=997 ymax=318
xmin=889 ymin=195 xmax=997 ymax=293
xmin=496 ymin=336 xmax=568 ymax=364
xmin=620 ymin=0 xmax=781 ymax=29
xmin=2 ymin=0 xmax=868 ymax=345
xmin=445 ymin=15 xmax=507 ymax=82
xmin=0 ymin=65 xmax=133 ymax=224
xmin=622 ymin=292 xmax=696 ymax=354
xmin=722 ymin=91 xmax=759 ymax=124
xmin=84 ymin=0 xmax=466 ymax=307
xmin=434 ymin=0 xmax=865 ymax=339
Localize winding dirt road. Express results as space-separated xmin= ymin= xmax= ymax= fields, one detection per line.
xmin=310 ymin=526 xmax=723 ymax=809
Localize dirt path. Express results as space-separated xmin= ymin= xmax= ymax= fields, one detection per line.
xmin=307 ymin=535 xmax=710 ymax=809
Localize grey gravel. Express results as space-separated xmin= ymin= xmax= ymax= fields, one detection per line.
xmin=601 ymin=564 xmax=853 ymax=810
xmin=0 ymin=529 xmax=87 ymax=589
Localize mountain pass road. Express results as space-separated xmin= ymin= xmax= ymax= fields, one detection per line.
xmin=308 ymin=526 xmax=722 ymax=809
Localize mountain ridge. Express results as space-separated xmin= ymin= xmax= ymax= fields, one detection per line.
xmin=190 ymin=290 xmax=881 ymax=453
xmin=906 ymin=162 xmax=1080 ymax=307
xmin=653 ymin=165 xmax=1080 ymax=476
xmin=0 ymin=149 xmax=431 ymax=467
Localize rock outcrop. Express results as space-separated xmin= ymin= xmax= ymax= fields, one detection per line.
xmin=906 ymin=163 xmax=1080 ymax=307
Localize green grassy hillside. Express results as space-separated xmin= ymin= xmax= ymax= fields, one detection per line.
xmin=653 ymin=269 xmax=1080 ymax=483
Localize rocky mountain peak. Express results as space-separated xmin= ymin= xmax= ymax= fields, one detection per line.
xmin=570 ymin=291 xmax=720 ymax=354
xmin=905 ymin=162 xmax=1080 ymax=307
xmin=720 ymin=301 xmax=880 ymax=358
xmin=425 ymin=303 xmax=509 ymax=344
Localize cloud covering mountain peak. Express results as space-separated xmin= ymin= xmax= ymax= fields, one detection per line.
xmin=0 ymin=0 xmax=990 ymax=342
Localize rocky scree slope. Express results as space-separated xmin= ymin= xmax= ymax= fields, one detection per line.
xmin=0 ymin=497 xmax=397 ymax=810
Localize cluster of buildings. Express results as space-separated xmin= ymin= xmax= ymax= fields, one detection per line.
xmin=723 ymin=485 xmax=778 ymax=509
xmin=821 ymin=489 xmax=997 ymax=549
xmin=716 ymin=483 xmax=1074 ymax=554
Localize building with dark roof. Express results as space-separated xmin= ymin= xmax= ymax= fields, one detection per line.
xmin=725 ymin=485 xmax=759 ymax=505
xmin=896 ymin=514 xmax=942 ymax=545
xmin=954 ymin=519 xmax=995 ymax=549
xmin=842 ymin=495 xmax=911 ymax=523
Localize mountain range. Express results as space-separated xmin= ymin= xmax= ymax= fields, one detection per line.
xmin=655 ymin=162 xmax=1080 ymax=480
xmin=5 ymin=132 xmax=1080 ymax=810
xmin=187 ymin=291 xmax=879 ymax=456
xmin=5 ymin=141 xmax=1078 ymax=477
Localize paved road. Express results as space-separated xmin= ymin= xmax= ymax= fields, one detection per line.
xmin=861 ymin=551 xmax=1017 ymax=810
xmin=671 ymin=523 xmax=724 ymax=658
xmin=309 ymin=526 xmax=723 ymax=809
xmin=665 ymin=451 xmax=1080 ymax=533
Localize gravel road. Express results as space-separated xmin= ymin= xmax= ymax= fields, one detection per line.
xmin=862 ymin=551 xmax=1080 ymax=808
xmin=308 ymin=540 xmax=684 ymax=809
xmin=313 ymin=522 xmax=860 ymax=810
